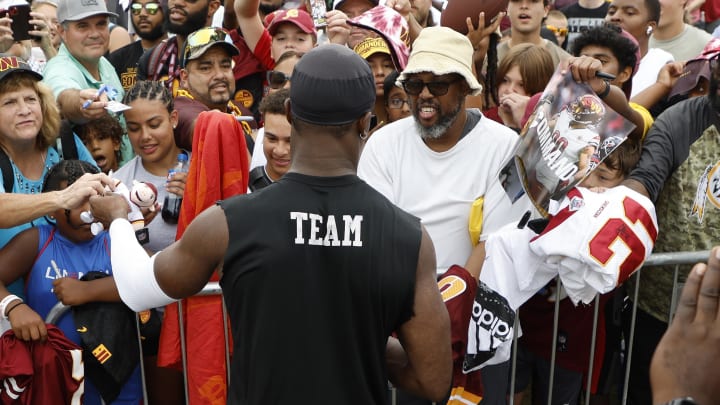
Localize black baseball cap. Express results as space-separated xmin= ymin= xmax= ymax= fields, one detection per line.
xmin=0 ymin=54 xmax=42 ymax=83
xmin=290 ymin=44 xmax=375 ymax=125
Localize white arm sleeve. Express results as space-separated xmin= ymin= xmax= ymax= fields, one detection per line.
xmin=109 ymin=219 xmax=176 ymax=311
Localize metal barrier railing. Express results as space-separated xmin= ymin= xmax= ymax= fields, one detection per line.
xmin=508 ymin=250 xmax=710 ymax=405
xmin=45 ymin=302 xmax=150 ymax=403
xmin=44 ymin=251 xmax=709 ymax=405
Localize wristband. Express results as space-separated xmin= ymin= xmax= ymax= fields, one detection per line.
xmin=5 ymin=302 xmax=25 ymax=318
xmin=0 ymin=294 xmax=22 ymax=320
xmin=597 ymin=81 xmax=611 ymax=99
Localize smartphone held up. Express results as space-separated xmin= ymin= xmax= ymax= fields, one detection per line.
xmin=0 ymin=0 xmax=33 ymax=42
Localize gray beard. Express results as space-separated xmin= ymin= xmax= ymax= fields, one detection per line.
xmin=414 ymin=103 xmax=462 ymax=141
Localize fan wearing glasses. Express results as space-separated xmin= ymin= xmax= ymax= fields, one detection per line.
xmin=544 ymin=10 xmax=569 ymax=48
xmin=136 ymin=0 xmax=220 ymax=93
xmin=174 ymin=27 xmax=257 ymax=152
xmin=359 ymin=27 xmax=532 ymax=405
xmin=265 ymin=51 xmax=302 ymax=94
xmin=107 ymin=0 xmax=168 ymax=93
xmin=383 ymin=70 xmax=411 ymax=124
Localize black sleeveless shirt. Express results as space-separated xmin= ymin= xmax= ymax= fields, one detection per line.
xmin=220 ymin=173 xmax=422 ymax=404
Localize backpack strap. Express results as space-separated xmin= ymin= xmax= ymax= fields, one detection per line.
xmin=0 ymin=147 xmax=14 ymax=192
xmin=55 ymin=120 xmax=78 ymax=160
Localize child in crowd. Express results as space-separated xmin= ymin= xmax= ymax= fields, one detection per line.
xmin=76 ymin=115 xmax=124 ymax=174
xmin=545 ymin=10 xmax=569 ymax=49
xmin=581 ymin=138 xmax=640 ymax=189
xmin=235 ymin=0 xmax=317 ymax=71
xmin=0 ymin=160 xmax=143 ymax=405
xmin=383 ymin=71 xmax=411 ymax=123
xmin=485 ymin=43 xmax=555 ymax=131
xmin=353 ymin=37 xmax=396 ymax=128
xmin=513 ymin=139 xmax=642 ymax=405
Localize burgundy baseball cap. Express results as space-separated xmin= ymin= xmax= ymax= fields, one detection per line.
xmin=669 ymin=38 xmax=720 ymax=99
xmin=267 ymin=8 xmax=317 ymax=36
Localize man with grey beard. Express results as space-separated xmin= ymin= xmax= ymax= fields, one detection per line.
xmin=358 ymin=26 xmax=529 ymax=405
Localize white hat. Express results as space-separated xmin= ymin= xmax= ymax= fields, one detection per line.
xmin=397 ymin=26 xmax=482 ymax=96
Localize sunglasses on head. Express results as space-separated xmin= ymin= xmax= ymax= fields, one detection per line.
xmin=131 ymin=2 xmax=161 ymax=15
xmin=401 ymin=78 xmax=460 ymax=96
xmin=266 ymin=70 xmax=291 ymax=89
xmin=546 ymin=24 xmax=568 ymax=36
xmin=184 ymin=27 xmax=231 ymax=63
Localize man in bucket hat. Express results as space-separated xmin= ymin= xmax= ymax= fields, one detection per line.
xmin=359 ymin=26 xmax=531 ymax=405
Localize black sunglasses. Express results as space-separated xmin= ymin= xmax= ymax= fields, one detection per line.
xmin=266 ymin=70 xmax=291 ymax=89
xmin=401 ymin=78 xmax=461 ymax=96
xmin=131 ymin=2 xmax=161 ymax=15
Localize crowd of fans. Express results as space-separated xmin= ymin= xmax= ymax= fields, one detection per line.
xmin=0 ymin=0 xmax=718 ymax=403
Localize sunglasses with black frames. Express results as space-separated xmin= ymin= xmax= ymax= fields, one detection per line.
xmin=267 ymin=70 xmax=291 ymax=89
xmin=401 ymin=78 xmax=461 ymax=96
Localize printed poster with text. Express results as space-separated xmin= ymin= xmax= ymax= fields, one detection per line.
xmin=500 ymin=69 xmax=636 ymax=217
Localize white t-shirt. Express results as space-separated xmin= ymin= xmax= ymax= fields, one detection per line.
xmin=250 ymin=128 xmax=266 ymax=169
xmin=632 ymin=48 xmax=675 ymax=98
xmin=358 ymin=113 xmax=530 ymax=274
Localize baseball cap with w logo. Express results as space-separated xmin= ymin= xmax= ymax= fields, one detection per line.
xmin=56 ymin=0 xmax=118 ymax=24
